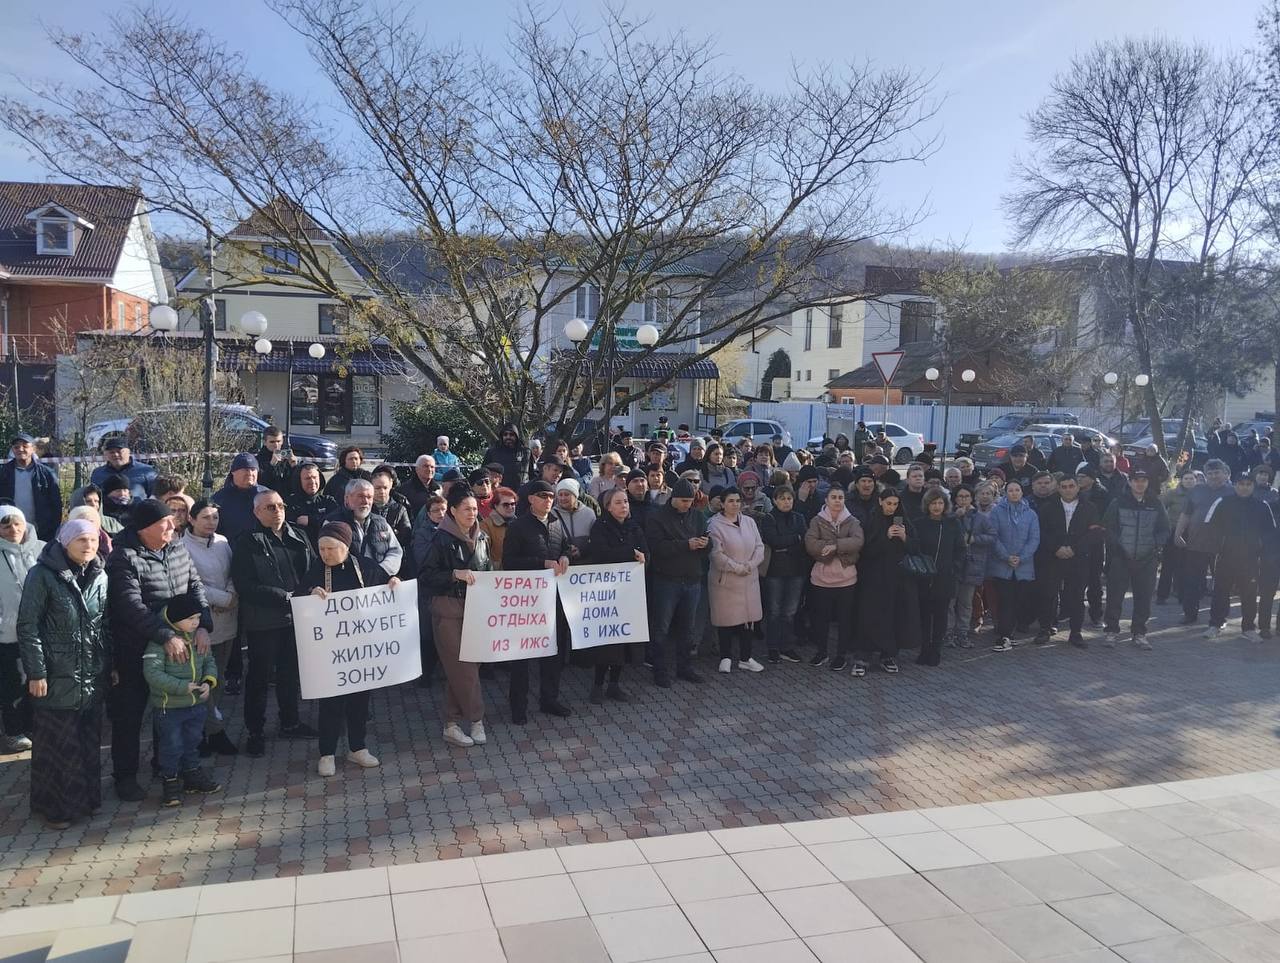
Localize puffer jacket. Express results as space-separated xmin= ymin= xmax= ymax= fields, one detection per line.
xmin=106 ymin=527 xmax=212 ymax=675
xmin=17 ymin=541 xmax=109 ymax=711
xmin=707 ymin=512 xmax=765 ymax=626
xmin=1103 ymin=489 xmax=1170 ymax=563
xmin=418 ymin=514 xmax=492 ymax=599
xmin=285 ymin=486 xmax=339 ymax=548
xmin=0 ymin=526 xmax=44 ymax=645
xmin=323 ymin=508 xmax=404 ymax=577
xmin=757 ymin=507 xmax=810 ymax=579
xmin=211 ymin=481 xmax=270 ymax=542
xmin=987 ymin=498 xmax=1040 ymax=581
xmin=955 ymin=507 xmax=997 ymax=587
xmin=553 ymin=503 xmax=597 ymax=561
xmin=804 ymin=506 xmax=864 ymax=589
xmin=181 ymin=530 xmax=238 ymax=646
xmin=143 ymin=628 xmax=218 ymax=710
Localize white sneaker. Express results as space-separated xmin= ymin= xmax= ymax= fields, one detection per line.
xmin=718 ymin=658 xmax=732 ymax=673
xmin=738 ymin=658 xmax=764 ymax=673
xmin=470 ymin=721 xmax=487 ymax=745
xmin=346 ymin=748 xmax=380 ymax=768
xmin=1241 ymin=629 xmax=1259 ymax=642
xmin=317 ymin=755 xmax=336 ymax=777
xmin=443 ymin=723 xmax=474 ymax=747
xmin=1132 ymin=635 xmax=1152 ymax=651
xmin=991 ymin=638 xmax=1013 ymax=652
xmin=1205 ymin=625 xmax=1222 ymax=639
xmin=1103 ymin=632 xmax=1120 ymax=647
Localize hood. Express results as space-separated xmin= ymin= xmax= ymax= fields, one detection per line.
xmin=818 ymin=505 xmax=852 ymax=526
xmin=69 ymin=485 xmax=99 ymax=509
xmin=438 ymin=512 xmax=479 ymax=546
xmin=0 ymin=523 xmax=42 ymax=552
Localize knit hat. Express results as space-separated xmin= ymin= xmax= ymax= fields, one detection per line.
xmin=441 ymin=467 xmax=465 ymax=483
xmin=526 ymin=480 xmax=556 ymax=497
xmin=131 ymin=498 xmax=173 ymax=531
xmin=796 ymin=465 xmax=820 ymax=484
xmin=670 ymin=479 xmax=697 ymax=499
xmin=737 ymin=470 xmax=761 ymax=486
xmin=467 ymin=468 xmax=492 ymax=485
xmin=57 ymin=518 xmax=97 ymax=548
xmin=230 ymin=452 xmax=259 ymax=472
xmin=102 ymin=474 xmax=130 ymax=497
xmin=555 ymin=478 xmax=580 ymax=497
xmin=0 ymin=505 xmax=24 ymax=524
xmin=164 ymin=594 xmax=203 ymax=625
xmin=319 ymin=521 xmax=353 ymax=548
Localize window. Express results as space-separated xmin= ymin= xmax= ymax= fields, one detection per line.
xmin=828 ymin=305 xmax=843 ymax=348
xmin=351 ymin=375 xmax=380 ymax=426
xmin=644 ymin=289 xmax=672 ymax=326
xmin=261 ymin=245 xmax=299 ymax=274
xmin=899 ymin=300 xmax=936 ymax=345
xmin=133 ymin=303 xmax=142 ymax=327
xmin=290 ymin=374 xmax=319 ymax=426
xmin=37 ymin=218 xmax=71 ymax=255
xmin=804 ymin=308 xmax=813 ymax=351
xmin=214 ymin=300 xmax=227 ymax=332
xmin=574 ymin=284 xmax=601 ymax=321
xmin=117 ymin=303 xmax=126 ymax=329
xmin=318 ymin=303 xmax=348 ymax=335
xmin=828 ymin=368 xmax=840 ymax=381
xmin=806 ymin=370 xmax=812 ymax=381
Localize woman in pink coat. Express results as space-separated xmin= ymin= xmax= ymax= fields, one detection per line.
xmin=707 ymin=487 xmax=766 ymax=674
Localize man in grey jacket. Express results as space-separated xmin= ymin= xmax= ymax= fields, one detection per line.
xmin=106 ymin=499 xmax=211 ymax=801
xmin=324 ymin=479 xmax=403 ymax=576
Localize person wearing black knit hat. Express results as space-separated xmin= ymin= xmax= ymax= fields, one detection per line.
xmin=101 ymin=473 xmax=134 ymax=526
xmin=644 ymin=478 xmax=710 ymax=687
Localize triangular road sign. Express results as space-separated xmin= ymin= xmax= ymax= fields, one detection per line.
xmin=871 ymin=350 xmax=906 ymax=385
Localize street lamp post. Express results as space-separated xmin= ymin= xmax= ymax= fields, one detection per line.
xmin=923 ymin=363 xmax=976 ymax=470
xmin=1103 ymin=371 xmax=1149 ymax=435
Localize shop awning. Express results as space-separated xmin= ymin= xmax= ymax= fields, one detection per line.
xmin=581 ymin=351 xmax=719 ymax=380
xmin=220 ymin=339 xmax=407 ymax=376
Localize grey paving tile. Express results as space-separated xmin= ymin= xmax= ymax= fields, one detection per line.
xmin=124 ymin=918 xmax=193 ymax=963
xmin=1080 ymin=812 xmax=1186 ymax=848
xmin=1194 ymin=871 xmax=1280 ymax=922
xmin=398 ymin=930 xmax=506 ymax=963
xmin=499 ymin=917 xmax=610 ymax=963
xmin=46 ymin=923 xmax=134 ymax=962
xmin=891 ymin=915 xmax=1022 ymax=963
xmin=1193 ymin=921 xmax=1280 ymax=962
xmin=1197 ymin=831 xmax=1280 ymax=872
xmin=1112 ymin=934 xmax=1229 ymax=962
xmin=846 ymin=874 xmax=962 ymax=925
xmin=0 ymin=933 xmax=56 ymax=963
xmin=1053 ymin=893 xmax=1178 ymax=947
xmin=1142 ymin=804 xmax=1245 ymax=838
xmin=682 ymin=893 xmax=792 ymax=950
xmin=765 ymin=883 xmax=880 ymax=938
xmin=974 ymin=904 xmax=1102 ymax=960
xmin=591 ymin=906 xmax=706 ymax=963
xmin=1124 ymin=881 xmax=1249 ymax=933
xmin=1001 ymin=855 xmax=1113 ymax=902
xmin=1070 ymin=848 xmax=1184 ymax=894
xmin=804 ymin=926 xmax=922 ymax=962
xmin=924 ymin=864 xmax=1041 ymax=914
xmin=1134 ymin=838 xmax=1250 ymax=882
xmin=294 ymin=943 xmax=399 ymax=963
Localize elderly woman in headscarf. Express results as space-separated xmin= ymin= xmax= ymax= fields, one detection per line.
xmin=0 ymin=506 xmax=42 ymax=753
xmin=551 ymin=478 xmax=596 ymax=564
xmin=17 ymin=519 xmax=108 ymax=827
xmin=297 ymin=521 xmax=399 ymax=777
xmin=64 ymin=506 xmax=112 ymax=560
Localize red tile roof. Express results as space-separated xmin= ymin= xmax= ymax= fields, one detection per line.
xmin=0 ymin=181 xmax=141 ymax=281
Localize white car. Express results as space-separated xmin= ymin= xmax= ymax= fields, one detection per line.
xmin=809 ymin=422 xmax=926 ymax=464
xmin=86 ymin=418 xmax=132 ymax=452
xmin=718 ymin=419 xmax=793 ymax=449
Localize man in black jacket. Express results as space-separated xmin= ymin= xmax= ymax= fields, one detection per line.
xmin=255 ymin=426 xmax=297 ymax=498
xmin=230 ymin=490 xmax=318 ymax=756
xmin=995 ymin=447 xmax=1036 ymax=490
xmin=1034 ymin=476 xmax=1102 ymax=647
xmin=285 ymin=462 xmax=339 ymax=549
xmin=1206 ymin=474 xmax=1275 ymax=641
xmin=610 ymin=428 xmax=639 ymax=472
xmin=106 ymin=499 xmax=212 ymax=801
xmin=1047 ymin=434 xmax=1085 ymax=477
xmin=482 ymin=423 xmax=531 ymax=486
xmin=675 ymin=439 xmax=707 ymax=477
xmin=501 ymin=480 xmax=572 ymax=723
xmin=1101 ymin=471 xmax=1170 ymax=649
xmin=212 ymin=453 xmax=270 ymax=542
xmin=644 ymin=479 xmax=710 ymax=687
xmin=402 ymin=455 xmax=439 ymax=518
xmin=0 ymin=433 xmax=62 ymax=540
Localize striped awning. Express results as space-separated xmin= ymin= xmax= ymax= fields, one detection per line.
xmin=583 ymin=351 xmax=719 ymax=380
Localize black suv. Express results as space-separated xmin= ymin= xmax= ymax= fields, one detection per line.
xmin=126 ymin=404 xmax=338 ymax=467
xmin=956 ymin=411 xmax=1078 ymax=456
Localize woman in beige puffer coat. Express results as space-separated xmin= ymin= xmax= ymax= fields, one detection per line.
xmin=708 ymin=488 xmax=766 ymax=674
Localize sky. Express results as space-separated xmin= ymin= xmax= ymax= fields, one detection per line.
xmin=0 ymin=0 xmax=1265 ymax=252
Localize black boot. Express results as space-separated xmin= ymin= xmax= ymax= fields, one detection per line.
xmin=606 ymin=683 xmax=630 ymax=702
xmin=181 ymin=768 xmax=221 ymax=795
xmin=589 ymin=684 xmax=604 ymax=705
xmin=208 ymin=731 xmax=239 ymax=756
xmin=161 ymin=777 xmax=183 ymax=807
xmin=197 ymin=735 xmax=212 ymax=758
xmin=115 ymin=778 xmax=146 ymax=802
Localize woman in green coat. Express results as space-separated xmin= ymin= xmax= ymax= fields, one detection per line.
xmin=17 ymin=520 xmax=109 ymax=829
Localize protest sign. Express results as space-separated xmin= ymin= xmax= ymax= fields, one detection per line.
xmin=557 ymin=562 xmax=649 ymax=650
xmin=291 ymin=579 xmax=421 ymax=699
xmin=460 ymin=570 xmax=558 ymax=663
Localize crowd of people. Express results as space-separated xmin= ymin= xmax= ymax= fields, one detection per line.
xmin=0 ymin=416 xmax=1273 ymax=830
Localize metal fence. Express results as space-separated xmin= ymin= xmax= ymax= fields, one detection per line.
xmin=750 ymin=401 xmax=1115 ymax=454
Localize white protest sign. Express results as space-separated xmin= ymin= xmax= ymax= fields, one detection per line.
xmin=460 ymin=570 xmax=558 ymax=663
xmin=556 ymin=562 xmax=649 ymax=650
xmin=290 ymin=579 xmax=422 ymax=699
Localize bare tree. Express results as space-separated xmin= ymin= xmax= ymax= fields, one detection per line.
xmin=1 ymin=2 xmax=936 ymax=443
xmin=1007 ymin=37 xmax=1279 ymax=454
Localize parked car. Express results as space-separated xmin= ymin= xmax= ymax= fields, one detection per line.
xmin=718 ymin=419 xmax=793 ymax=450
xmin=970 ymin=431 xmax=1063 ymax=470
xmin=808 ymin=422 xmax=926 ymax=464
xmin=86 ymin=418 xmax=132 ymax=452
xmin=1231 ymin=418 xmax=1274 ymax=441
xmin=956 ymin=410 xmax=1079 ymax=456
xmin=1025 ymin=424 xmax=1116 ymax=449
xmin=126 ymin=403 xmax=338 ymax=467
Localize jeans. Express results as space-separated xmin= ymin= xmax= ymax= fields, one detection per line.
xmin=762 ymin=576 xmax=804 ymax=654
xmin=156 ymin=704 xmax=206 ymax=778
xmin=808 ymin=584 xmax=856 ymax=658
xmin=649 ymin=577 xmax=701 ymax=681
xmin=1180 ymin=551 xmax=1212 ymax=621
xmin=949 ymin=586 xmax=977 ymax=640
xmin=245 ymin=626 xmax=302 ymax=736
xmin=1211 ymin=564 xmax=1258 ymax=630
xmin=318 ymin=691 xmax=370 ymax=756
xmin=1104 ymin=553 xmax=1158 ymax=636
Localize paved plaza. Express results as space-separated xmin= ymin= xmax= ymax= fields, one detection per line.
xmin=0 ymin=607 xmax=1277 ymax=959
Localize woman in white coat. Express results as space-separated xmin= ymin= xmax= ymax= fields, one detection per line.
xmin=181 ymin=499 xmax=239 ymax=756
xmin=707 ymin=487 xmax=766 ymax=673
xmin=0 ymin=506 xmax=42 ymax=752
